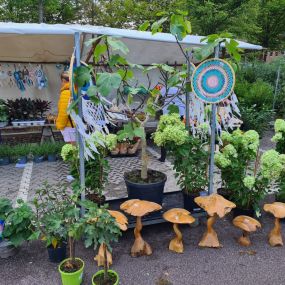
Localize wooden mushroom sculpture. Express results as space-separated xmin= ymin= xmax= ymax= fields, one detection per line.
xmin=194 ymin=194 xmax=236 ymax=248
xmin=263 ymin=202 xmax=285 ymax=246
xmin=120 ymin=199 xmax=162 ymax=257
xmin=233 ymin=215 xmax=261 ymax=246
xmin=163 ymin=208 xmax=195 ymax=253
xmin=95 ymin=210 xmax=128 ymax=267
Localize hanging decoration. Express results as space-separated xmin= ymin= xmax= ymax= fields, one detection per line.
xmin=191 ymin=59 xmax=235 ymax=104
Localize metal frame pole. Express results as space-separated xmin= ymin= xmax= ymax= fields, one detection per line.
xmin=208 ymin=45 xmax=220 ymax=195
xmin=185 ymin=51 xmax=191 ymax=130
xmin=74 ymin=32 xmax=85 ymax=214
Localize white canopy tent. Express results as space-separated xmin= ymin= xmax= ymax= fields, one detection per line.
xmin=0 ymin=23 xmax=262 ymax=64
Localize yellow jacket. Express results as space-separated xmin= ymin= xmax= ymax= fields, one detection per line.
xmin=56 ymin=83 xmax=73 ymax=130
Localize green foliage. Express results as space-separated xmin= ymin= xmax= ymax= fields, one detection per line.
xmin=31 ymin=144 xmax=46 ymax=157
xmin=0 ymin=198 xmax=12 ymax=220
xmin=31 ymin=182 xmax=69 ymax=248
xmin=96 ymin=72 xmax=122 ymax=97
xmin=0 ymin=144 xmax=13 ymax=158
xmin=272 ymin=119 xmax=285 ymax=154
xmin=0 ymin=99 xmax=8 ymax=122
xmin=117 ymin=122 xmax=144 ymax=142
xmin=239 ymin=104 xmax=274 ymax=136
xmin=215 ymin=129 xmax=282 ymax=213
xmin=3 ymin=200 xmax=34 ymax=247
xmin=40 ymin=141 xmax=65 ymax=155
xmin=12 ymin=144 xmax=31 ymax=157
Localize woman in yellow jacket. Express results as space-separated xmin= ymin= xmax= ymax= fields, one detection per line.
xmin=56 ymin=71 xmax=76 ymax=142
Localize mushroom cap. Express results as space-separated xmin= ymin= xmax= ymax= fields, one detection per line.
xmin=163 ymin=208 xmax=195 ymax=224
xmin=194 ymin=194 xmax=236 ymax=218
xmin=263 ymin=202 xmax=285 ymax=218
xmin=120 ymin=199 xmax=162 ymax=217
xmin=233 ymin=215 xmax=261 ymax=232
xmin=108 ymin=210 xmax=128 ymax=231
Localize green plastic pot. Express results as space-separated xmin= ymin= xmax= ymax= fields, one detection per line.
xmin=58 ymin=258 xmax=84 ymax=285
xmin=92 ymin=270 xmax=119 ymax=285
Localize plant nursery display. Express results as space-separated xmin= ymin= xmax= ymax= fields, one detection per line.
xmin=0 ymin=198 xmax=12 ymax=241
xmin=13 ymin=143 xmax=31 ymax=164
xmin=153 ymin=113 xmax=208 ymax=211
xmin=263 ymin=202 xmax=285 ymax=247
xmin=120 ymin=199 xmax=161 ymax=257
xmin=215 ymin=129 xmax=285 ymax=216
xmin=0 ymin=144 xmax=13 ymax=165
xmin=31 ymin=183 xmax=69 ymax=263
xmin=232 ymin=215 xmax=261 ymax=246
xmin=194 ymin=194 xmax=236 ymax=248
xmin=163 ymin=208 xmax=195 ymax=253
xmin=83 ymin=202 xmax=127 ymax=285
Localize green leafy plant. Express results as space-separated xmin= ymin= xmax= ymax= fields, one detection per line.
xmin=0 ymin=144 xmax=12 ymax=158
xmin=83 ymin=201 xmax=122 ymax=283
xmin=153 ymin=113 xmax=208 ymax=194
xmin=31 ymin=144 xmax=46 ymax=157
xmin=41 ymin=141 xmax=64 ymax=156
xmin=0 ymin=198 xmax=12 ymax=220
xmin=12 ymin=144 xmax=31 ymax=157
xmin=0 ymin=99 xmax=8 ymax=122
xmin=215 ymin=129 xmax=283 ymax=214
xmin=31 ymin=182 xmax=69 ymax=249
xmin=3 ymin=199 xmax=34 ymax=247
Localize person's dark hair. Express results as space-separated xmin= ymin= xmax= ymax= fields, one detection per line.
xmin=61 ymin=71 xmax=69 ymax=82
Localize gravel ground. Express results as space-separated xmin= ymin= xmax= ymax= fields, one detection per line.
xmin=1 ymin=196 xmax=285 ymax=285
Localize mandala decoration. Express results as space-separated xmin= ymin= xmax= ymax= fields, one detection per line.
xmin=191 ymin=59 xmax=235 ymax=104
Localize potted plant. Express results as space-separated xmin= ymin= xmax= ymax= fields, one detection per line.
xmin=0 ymin=99 xmax=8 ymax=127
xmin=57 ymin=188 xmax=85 ymax=285
xmin=42 ymin=142 xmax=64 ymax=162
xmin=0 ymin=198 xmax=12 ymax=241
xmin=31 ymin=182 xmax=69 ymax=263
xmin=153 ymin=113 xmax=209 ymax=211
xmin=215 ymin=129 xmax=284 ymax=217
xmin=83 ymin=201 xmax=122 ymax=285
xmin=0 ymin=144 xmax=12 ymax=166
xmin=31 ymin=144 xmax=45 ymax=163
xmin=13 ymin=144 xmax=31 ymax=164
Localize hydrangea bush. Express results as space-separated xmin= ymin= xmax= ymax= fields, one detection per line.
xmin=216 ymin=129 xmax=285 ymax=213
xmin=153 ymin=114 xmax=208 ymax=194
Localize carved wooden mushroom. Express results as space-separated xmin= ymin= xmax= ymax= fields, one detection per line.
xmin=163 ymin=208 xmax=195 ymax=253
xmin=95 ymin=210 xmax=128 ymax=267
xmin=263 ymin=202 xmax=285 ymax=246
xmin=233 ymin=215 xmax=261 ymax=246
xmin=194 ymin=194 xmax=236 ymax=248
xmin=120 ymin=199 xmax=162 ymax=257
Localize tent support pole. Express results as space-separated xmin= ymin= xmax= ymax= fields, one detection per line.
xmin=208 ymin=45 xmax=220 ymax=195
xmin=185 ymin=51 xmax=190 ymax=130
xmin=74 ymin=32 xmax=85 ymax=215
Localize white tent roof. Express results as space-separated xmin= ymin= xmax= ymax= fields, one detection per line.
xmin=0 ymin=22 xmax=262 ymax=64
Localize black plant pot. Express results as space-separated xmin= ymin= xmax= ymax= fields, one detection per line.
xmin=34 ymin=155 xmax=45 ymax=163
xmin=183 ymin=192 xmax=202 ymax=212
xmin=47 ymin=243 xmax=67 ymax=263
xmin=124 ymin=169 xmax=167 ymax=205
xmin=232 ymin=207 xmax=255 ymax=218
xmin=47 ymin=154 xmax=57 ymax=162
xmin=17 ymin=156 xmax=27 ymax=164
xmin=0 ymin=157 xmax=10 ymax=166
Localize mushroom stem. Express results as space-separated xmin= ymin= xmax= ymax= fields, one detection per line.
xmin=269 ymin=217 xmax=283 ymax=246
xmin=94 ymin=243 xmax=112 ymax=267
xmin=238 ymin=230 xmax=251 ymax=246
xmin=169 ymin=223 xmax=183 ymax=253
xmin=131 ymin=216 xmax=152 ymax=257
xmin=199 ymin=214 xmax=220 ymax=248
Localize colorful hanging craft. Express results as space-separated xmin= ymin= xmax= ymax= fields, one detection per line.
xmin=191 ymin=59 xmax=235 ymax=104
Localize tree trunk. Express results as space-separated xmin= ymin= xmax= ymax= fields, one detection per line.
xmin=103 ymin=244 xmax=108 ymax=282
xmin=140 ymin=127 xmax=148 ymax=180
xmin=39 ymin=0 xmax=44 ymax=23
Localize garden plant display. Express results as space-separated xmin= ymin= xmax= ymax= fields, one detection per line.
xmin=0 ymin=99 xmax=8 ymax=126
xmin=215 ymin=129 xmax=285 ymax=215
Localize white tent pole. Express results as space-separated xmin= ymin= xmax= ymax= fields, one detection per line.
xmin=208 ymin=45 xmax=220 ymax=195
xmin=74 ymin=32 xmax=86 ymax=215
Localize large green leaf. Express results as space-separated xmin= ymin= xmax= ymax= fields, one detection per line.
xmin=96 ymin=73 xmax=122 ymax=96
xmin=138 ymin=21 xmax=150 ymax=31
xmin=74 ymin=66 xmax=91 ymax=88
xmin=94 ymin=43 xmax=107 ymax=62
xmin=151 ymin=17 xmax=168 ymax=34
xmin=107 ymin=37 xmax=129 ymax=55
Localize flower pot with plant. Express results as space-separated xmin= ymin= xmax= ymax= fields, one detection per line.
xmin=0 ymin=99 xmax=8 ymax=127
xmin=0 ymin=198 xmax=12 ymax=242
xmin=83 ymin=201 xmax=124 ymax=285
xmin=13 ymin=144 xmax=31 ymax=164
xmin=30 ymin=182 xmax=70 ymax=263
xmin=0 ymin=144 xmax=12 ymax=166
xmin=215 ymin=129 xmax=284 ymax=217
xmin=31 ymin=144 xmax=45 ymax=163
xmin=153 ymin=113 xmax=209 ymax=211
xmin=57 ymin=188 xmax=85 ymax=285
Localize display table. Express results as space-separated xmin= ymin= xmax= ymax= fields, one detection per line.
xmin=0 ymin=124 xmax=58 ymax=144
